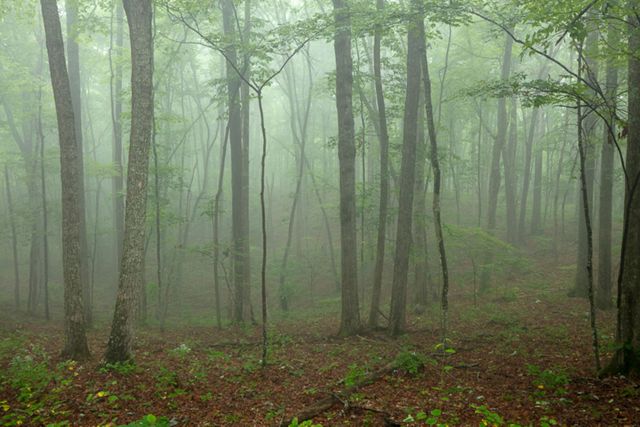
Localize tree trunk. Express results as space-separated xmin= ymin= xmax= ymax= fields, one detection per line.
xmin=222 ymin=0 xmax=251 ymax=324
xmin=413 ymin=92 xmax=429 ymax=309
xmin=333 ymin=0 xmax=360 ymax=336
xmin=419 ymin=12 xmax=450 ymax=344
xmin=388 ymin=0 xmax=421 ymax=336
xmin=368 ymin=0 xmax=390 ymax=329
xmin=66 ymin=0 xmax=91 ymax=326
xmin=572 ymin=29 xmax=599 ymax=298
xmin=110 ymin=1 xmax=125 ymax=280
xmin=605 ymin=3 xmax=640 ymax=376
xmin=597 ymin=18 xmax=619 ymax=310
xmin=531 ymin=135 xmax=543 ymax=235
xmin=504 ymin=98 xmax=518 ymax=245
xmin=4 ymin=166 xmax=20 ymax=309
xmin=105 ymin=0 xmax=153 ymax=363
xmin=40 ymin=0 xmax=90 ymax=360
xmin=481 ymin=32 xmax=512 ymax=291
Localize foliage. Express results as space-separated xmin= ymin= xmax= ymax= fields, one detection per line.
xmin=403 ymin=408 xmax=445 ymax=425
xmin=99 ymin=361 xmax=138 ymax=376
xmin=343 ymin=363 xmax=367 ymax=387
xmin=394 ymin=350 xmax=429 ymax=375
xmin=118 ymin=414 xmax=171 ymax=427
xmin=526 ymin=364 xmax=569 ymax=395
xmin=287 ymin=418 xmax=322 ymax=427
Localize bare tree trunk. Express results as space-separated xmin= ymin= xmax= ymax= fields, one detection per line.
xmin=66 ymin=0 xmax=91 ymax=326
xmin=504 ymin=98 xmax=518 ymax=245
xmin=481 ymin=32 xmax=512 ymax=291
xmin=572 ymin=28 xmax=599 ymax=298
xmin=389 ymin=0 xmax=421 ymax=336
xmin=37 ymin=82 xmax=50 ymax=321
xmin=4 ymin=166 xmax=20 ymax=310
xmin=105 ymin=0 xmax=153 ymax=363
xmin=605 ymin=3 xmax=640 ymax=376
xmin=597 ymin=18 xmax=619 ymax=310
xmin=531 ymin=137 xmax=544 ymax=235
xmin=413 ymin=92 xmax=429 ymax=309
xmin=333 ymin=0 xmax=360 ymax=336
xmin=40 ymin=0 xmax=90 ymax=360
xmin=222 ymin=0 xmax=250 ymax=324
xmin=419 ymin=12 xmax=450 ymax=345
xmin=368 ymin=0 xmax=390 ymax=329
xmin=109 ymin=1 xmax=125 ymax=281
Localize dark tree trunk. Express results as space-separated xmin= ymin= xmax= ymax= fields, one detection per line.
xmin=368 ymin=0 xmax=390 ymax=329
xmin=40 ymin=0 xmax=90 ymax=360
xmin=105 ymin=0 xmax=153 ymax=363
xmin=605 ymin=4 xmax=640 ymax=376
xmin=388 ymin=0 xmax=421 ymax=336
xmin=333 ymin=0 xmax=360 ymax=336
xmin=413 ymin=92 xmax=430 ymax=309
xmin=222 ymin=0 xmax=251 ymax=324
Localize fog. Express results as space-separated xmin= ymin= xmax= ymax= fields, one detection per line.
xmin=1 ymin=0 xmax=639 ymax=425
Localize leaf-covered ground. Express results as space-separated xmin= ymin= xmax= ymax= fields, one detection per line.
xmin=1 ymin=260 xmax=639 ymax=426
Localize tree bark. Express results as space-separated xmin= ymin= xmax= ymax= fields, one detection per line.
xmin=105 ymin=0 xmax=153 ymax=363
xmin=40 ymin=0 xmax=90 ymax=360
xmin=368 ymin=0 xmax=390 ymax=329
xmin=388 ymin=0 xmax=421 ymax=336
xmin=222 ymin=0 xmax=251 ymax=324
xmin=65 ymin=0 xmax=91 ymax=326
xmin=110 ymin=1 xmax=125 ymax=280
xmin=504 ymin=97 xmax=518 ymax=245
xmin=333 ymin=0 xmax=360 ymax=336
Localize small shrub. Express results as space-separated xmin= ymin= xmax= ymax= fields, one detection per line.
xmin=394 ymin=350 xmax=428 ymax=375
xmin=118 ymin=414 xmax=170 ymax=427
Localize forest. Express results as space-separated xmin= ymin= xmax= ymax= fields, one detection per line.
xmin=1 ymin=0 xmax=640 ymax=425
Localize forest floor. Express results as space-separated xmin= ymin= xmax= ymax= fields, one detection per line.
xmin=1 ymin=258 xmax=639 ymax=426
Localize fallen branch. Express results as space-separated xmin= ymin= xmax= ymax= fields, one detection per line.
xmin=280 ymin=361 xmax=397 ymax=426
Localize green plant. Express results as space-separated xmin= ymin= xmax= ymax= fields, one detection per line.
xmin=394 ymin=350 xmax=429 ymax=375
xmin=344 ymin=363 xmax=367 ymax=387
xmin=403 ymin=408 xmax=445 ymax=426
xmin=526 ymin=365 xmax=569 ymax=395
xmin=288 ymin=417 xmax=322 ymax=427
xmin=168 ymin=343 xmax=192 ymax=358
xmin=118 ymin=414 xmax=170 ymax=427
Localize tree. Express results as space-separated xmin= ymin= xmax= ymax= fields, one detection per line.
xmin=368 ymin=0 xmax=391 ymax=329
xmin=221 ymin=0 xmax=251 ymax=324
xmin=333 ymin=0 xmax=360 ymax=336
xmin=105 ymin=0 xmax=153 ymax=363
xmin=606 ymin=1 xmax=640 ymax=376
xmin=388 ymin=0 xmax=422 ymax=336
xmin=597 ymin=15 xmax=619 ymax=310
xmin=65 ymin=0 xmax=91 ymax=325
xmin=39 ymin=0 xmax=90 ymax=360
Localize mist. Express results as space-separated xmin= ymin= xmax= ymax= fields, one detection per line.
xmin=1 ymin=0 xmax=639 ymax=425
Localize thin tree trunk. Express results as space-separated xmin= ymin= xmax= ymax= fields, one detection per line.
xmin=419 ymin=12 xmax=450 ymax=346
xmin=504 ymin=98 xmax=518 ymax=245
xmin=4 ymin=166 xmax=20 ymax=310
xmin=105 ymin=0 xmax=153 ymax=363
xmin=388 ymin=0 xmax=421 ymax=336
xmin=109 ymin=1 xmax=125 ymax=280
xmin=333 ymin=0 xmax=360 ymax=336
xmin=40 ymin=0 xmax=90 ymax=360
xmin=597 ymin=18 xmax=619 ymax=310
xmin=368 ymin=0 xmax=390 ymax=329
